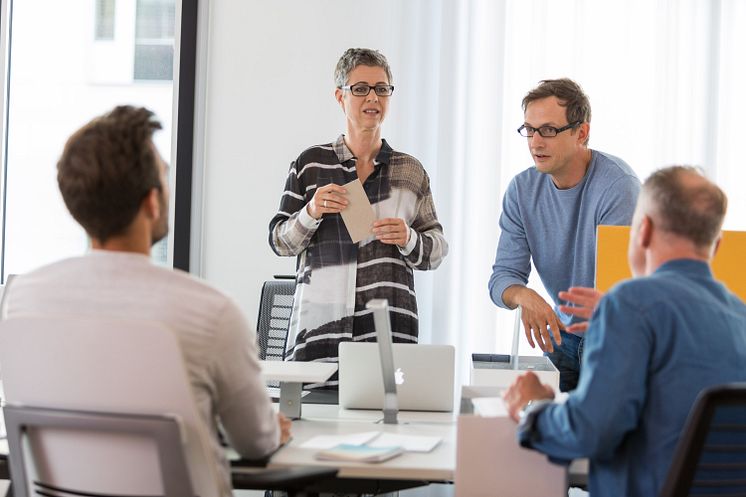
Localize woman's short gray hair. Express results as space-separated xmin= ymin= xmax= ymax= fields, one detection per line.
xmin=334 ymin=48 xmax=392 ymax=88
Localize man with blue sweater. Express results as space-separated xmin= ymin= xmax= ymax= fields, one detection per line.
xmin=503 ymin=166 xmax=746 ymax=497
xmin=488 ymin=79 xmax=640 ymax=391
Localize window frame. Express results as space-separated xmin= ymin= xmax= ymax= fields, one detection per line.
xmin=0 ymin=0 xmax=198 ymax=280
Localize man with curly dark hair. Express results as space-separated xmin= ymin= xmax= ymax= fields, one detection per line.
xmin=6 ymin=106 xmax=289 ymax=497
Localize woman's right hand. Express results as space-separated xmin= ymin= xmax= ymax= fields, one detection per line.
xmin=307 ymin=184 xmax=348 ymax=219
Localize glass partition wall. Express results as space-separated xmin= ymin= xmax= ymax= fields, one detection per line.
xmin=0 ymin=0 xmax=196 ymax=281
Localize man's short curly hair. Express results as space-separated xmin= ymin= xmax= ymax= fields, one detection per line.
xmin=57 ymin=105 xmax=163 ymax=242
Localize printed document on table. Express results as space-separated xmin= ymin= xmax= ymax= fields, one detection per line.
xmin=368 ymin=433 xmax=441 ymax=452
xmin=471 ymin=397 xmax=509 ymax=417
xmin=315 ymin=444 xmax=404 ymax=463
xmin=300 ymin=431 xmax=380 ymax=450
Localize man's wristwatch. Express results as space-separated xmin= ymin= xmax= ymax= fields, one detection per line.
xmin=519 ymin=400 xmax=535 ymax=419
xmin=517 ymin=399 xmax=553 ymax=448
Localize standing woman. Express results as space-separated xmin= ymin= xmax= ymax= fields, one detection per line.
xmin=269 ymin=48 xmax=448 ymax=387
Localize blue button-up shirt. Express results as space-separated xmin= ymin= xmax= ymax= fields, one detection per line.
xmin=521 ymin=259 xmax=746 ymax=497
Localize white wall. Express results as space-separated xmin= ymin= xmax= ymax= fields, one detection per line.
xmin=198 ymin=1 xmax=746 ymax=366
xmin=200 ymin=1 xmax=435 ymax=325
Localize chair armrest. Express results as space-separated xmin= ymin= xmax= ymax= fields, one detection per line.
xmin=230 ymin=464 xmax=338 ymax=491
xmin=0 ymin=455 xmax=8 ymax=480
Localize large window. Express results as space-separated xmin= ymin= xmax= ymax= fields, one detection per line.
xmin=134 ymin=0 xmax=175 ymax=81
xmin=95 ymin=0 xmax=116 ymax=40
xmin=0 ymin=0 xmax=183 ymax=281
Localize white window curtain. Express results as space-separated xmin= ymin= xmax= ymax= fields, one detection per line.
xmin=392 ymin=0 xmax=746 ymax=383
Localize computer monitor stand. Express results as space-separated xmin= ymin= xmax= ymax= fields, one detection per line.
xmin=511 ymin=306 xmax=522 ymax=370
xmin=259 ymin=361 xmax=337 ymax=419
xmin=367 ymin=299 xmax=399 ymax=424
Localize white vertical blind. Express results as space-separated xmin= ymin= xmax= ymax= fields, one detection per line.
xmin=393 ymin=0 xmax=746 ymax=383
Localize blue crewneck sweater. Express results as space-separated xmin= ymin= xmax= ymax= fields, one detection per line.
xmin=489 ymin=150 xmax=640 ymax=337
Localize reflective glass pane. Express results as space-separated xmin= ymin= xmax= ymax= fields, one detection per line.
xmin=134 ymin=44 xmax=174 ymax=80
xmin=95 ymin=0 xmax=116 ymax=40
xmin=134 ymin=0 xmax=175 ymax=81
xmin=2 ymin=0 xmax=176 ymax=279
xmin=136 ymin=0 xmax=175 ymax=38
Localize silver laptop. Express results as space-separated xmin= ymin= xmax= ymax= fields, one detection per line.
xmin=338 ymin=342 xmax=455 ymax=412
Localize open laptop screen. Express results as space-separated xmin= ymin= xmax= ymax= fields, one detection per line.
xmin=338 ymin=341 xmax=455 ymax=412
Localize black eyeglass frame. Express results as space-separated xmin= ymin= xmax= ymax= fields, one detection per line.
xmin=517 ymin=121 xmax=582 ymax=138
xmin=338 ymin=83 xmax=395 ymax=97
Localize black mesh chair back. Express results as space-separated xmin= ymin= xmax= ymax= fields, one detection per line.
xmin=256 ymin=277 xmax=296 ymax=361
xmin=660 ymin=383 xmax=746 ymax=497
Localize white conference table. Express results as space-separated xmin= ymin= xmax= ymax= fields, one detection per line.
xmin=268 ymin=404 xmax=455 ymax=481
xmin=0 ymin=392 xmax=587 ymax=494
xmin=232 ymin=403 xmax=588 ymax=493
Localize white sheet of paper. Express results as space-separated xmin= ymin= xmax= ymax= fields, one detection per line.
xmin=368 ymin=433 xmax=442 ymax=452
xmin=339 ymin=179 xmax=375 ymax=243
xmin=471 ymin=397 xmax=509 ymax=417
xmin=299 ymin=431 xmax=381 ymax=450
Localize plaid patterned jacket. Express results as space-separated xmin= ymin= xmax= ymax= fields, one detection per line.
xmin=269 ymin=136 xmax=448 ymax=386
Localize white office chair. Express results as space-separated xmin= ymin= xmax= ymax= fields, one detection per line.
xmin=455 ymin=393 xmax=567 ymax=497
xmin=0 ymin=316 xmax=224 ymax=497
xmin=0 ymin=274 xmax=17 ymax=320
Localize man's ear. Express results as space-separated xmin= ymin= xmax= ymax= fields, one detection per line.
xmin=711 ymin=234 xmax=723 ymax=259
xmin=142 ymin=188 xmax=160 ymax=220
xmin=576 ymin=122 xmax=590 ymax=145
xmin=639 ymin=215 xmax=653 ymax=248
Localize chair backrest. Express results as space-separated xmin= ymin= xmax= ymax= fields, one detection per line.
xmin=0 ymin=273 xmax=17 ymax=319
xmin=4 ymin=405 xmax=194 ymax=497
xmin=256 ymin=278 xmax=295 ymax=361
xmin=659 ymin=383 xmax=746 ymax=497
xmin=455 ymin=414 xmax=566 ymax=497
xmin=0 ymin=317 xmax=223 ymax=497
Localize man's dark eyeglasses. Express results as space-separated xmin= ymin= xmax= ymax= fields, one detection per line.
xmin=339 ymin=83 xmax=395 ymax=97
xmin=517 ymin=121 xmax=582 ymax=138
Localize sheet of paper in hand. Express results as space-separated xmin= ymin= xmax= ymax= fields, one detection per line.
xmin=339 ymin=179 xmax=376 ymax=243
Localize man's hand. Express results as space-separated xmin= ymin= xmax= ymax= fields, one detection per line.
xmin=307 ymin=184 xmax=348 ymax=220
xmin=503 ymin=286 xmax=564 ymax=353
xmin=503 ymin=372 xmax=555 ymax=422
xmin=558 ymin=287 xmax=604 ymax=333
xmin=277 ymin=412 xmax=292 ymax=445
xmin=373 ymin=218 xmax=410 ymax=247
